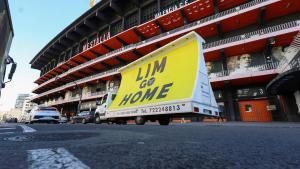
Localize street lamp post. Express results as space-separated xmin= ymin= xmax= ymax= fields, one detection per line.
xmin=55 ymin=76 xmax=82 ymax=115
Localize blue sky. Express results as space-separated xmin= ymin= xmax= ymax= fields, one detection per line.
xmin=0 ymin=0 xmax=92 ymax=111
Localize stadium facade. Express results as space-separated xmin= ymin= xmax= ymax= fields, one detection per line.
xmin=30 ymin=0 xmax=300 ymax=121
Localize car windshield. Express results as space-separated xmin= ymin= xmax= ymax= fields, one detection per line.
xmin=112 ymin=94 xmax=116 ymax=101
xmin=36 ymin=110 xmax=58 ymax=114
xmin=101 ymin=94 xmax=108 ymax=104
xmin=79 ymin=112 xmax=88 ymax=116
xmin=38 ymin=107 xmax=57 ymax=111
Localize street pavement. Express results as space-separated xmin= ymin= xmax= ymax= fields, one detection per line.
xmin=0 ymin=122 xmax=299 ymax=169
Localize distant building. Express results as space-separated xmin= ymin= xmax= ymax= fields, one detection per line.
xmin=0 ymin=108 xmax=21 ymax=122
xmin=14 ymin=94 xmax=31 ymax=109
xmin=0 ymin=0 xmax=14 ymax=97
xmin=21 ymin=96 xmax=37 ymax=113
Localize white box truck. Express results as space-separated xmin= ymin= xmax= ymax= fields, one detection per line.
xmin=95 ymin=31 xmax=219 ymax=125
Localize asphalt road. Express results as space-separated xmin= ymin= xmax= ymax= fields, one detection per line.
xmin=0 ymin=122 xmax=299 ymax=169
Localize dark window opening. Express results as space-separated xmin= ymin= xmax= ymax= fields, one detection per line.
xmin=141 ymin=2 xmax=158 ymax=23
xmin=110 ymin=20 xmax=123 ymax=36
xmin=124 ymin=12 xmax=139 ymax=30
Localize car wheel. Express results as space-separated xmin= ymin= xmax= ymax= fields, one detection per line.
xmin=135 ymin=116 xmax=145 ymax=125
xmin=82 ymin=119 xmax=86 ymax=124
xmin=95 ymin=116 xmax=101 ymax=124
xmin=158 ymin=117 xmax=170 ymax=125
xmin=49 ymin=121 xmax=55 ymax=124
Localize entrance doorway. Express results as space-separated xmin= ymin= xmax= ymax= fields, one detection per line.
xmin=238 ymin=99 xmax=272 ymax=122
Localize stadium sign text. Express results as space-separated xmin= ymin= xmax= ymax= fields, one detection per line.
xmin=82 ymin=32 xmax=111 ymax=52
xmin=154 ymin=0 xmax=189 ymax=19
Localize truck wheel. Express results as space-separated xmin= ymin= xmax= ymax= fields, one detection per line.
xmin=158 ymin=117 xmax=170 ymax=125
xmin=135 ymin=116 xmax=145 ymax=125
xmin=95 ymin=116 xmax=101 ymax=124
xmin=117 ymin=119 xmax=127 ymax=125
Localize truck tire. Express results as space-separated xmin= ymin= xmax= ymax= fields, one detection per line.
xmin=158 ymin=117 xmax=170 ymax=125
xmin=95 ymin=116 xmax=101 ymax=124
xmin=117 ymin=119 xmax=127 ymax=125
xmin=135 ymin=116 xmax=145 ymax=125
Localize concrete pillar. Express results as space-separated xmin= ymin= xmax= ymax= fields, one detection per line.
xmin=224 ymin=82 xmax=237 ymax=121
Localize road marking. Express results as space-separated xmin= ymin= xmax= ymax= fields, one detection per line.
xmin=18 ymin=125 xmax=36 ymax=133
xmin=0 ymin=132 xmax=14 ymax=135
xmin=28 ymin=148 xmax=90 ymax=169
xmin=0 ymin=127 xmax=16 ymax=130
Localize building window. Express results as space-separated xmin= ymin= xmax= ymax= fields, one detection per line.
xmin=72 ymin=44 xmax=79 ymax=56
xmin=88 ymin=33 xmax=97 ymax=42
xmin=66 ymin=49 xmax=72 ymax=60
xmin=161 ymin=0 xmax=179 ymax=11
xmin=124 ymin=11 xmax=139 ymax=30
xmin=80 ymin=39 xmax=87 ymax=52
xmin=141 ymin=2 xmax=158 ymax=23
xmin=110 ymin=20 xmax=123 ymax=36
xmin=61 ymin=53 xmax=66 ymax=63
xmin=51 ymin=59 xmax=56 ymax=68
xmin=99 ymin=27 xmax=109 ymax=36
xmin=124 ymin=2 xmax=136 ymax=14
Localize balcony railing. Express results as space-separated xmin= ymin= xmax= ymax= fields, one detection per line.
xmin=32 ymin=67 xmax=120 ymax=100
xmin=209 ymin=62 xmax=279 ymax=79
xmin=35 ymin=0 xmax=278 ymax=89
xmin=43 ymin=90 xmax=108 ymax=107
xmin=204 ymin=21 xmax=300 ymax=50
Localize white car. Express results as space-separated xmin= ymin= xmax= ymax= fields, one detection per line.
xmin=25 ymin=106 xmax=60 ymax=124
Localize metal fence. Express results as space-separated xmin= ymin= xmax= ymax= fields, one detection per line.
xmin=209 ymin=62 xmax=279 ymax=79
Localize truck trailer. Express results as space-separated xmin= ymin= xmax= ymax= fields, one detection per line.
xmin=94 ymin=31 xmax=219 ymax=125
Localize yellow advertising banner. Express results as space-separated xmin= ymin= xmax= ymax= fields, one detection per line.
xmin=109 ymin=36 xmax=199 ymax=110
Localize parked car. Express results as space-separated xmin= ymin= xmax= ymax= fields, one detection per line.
xmin=5 ymin=117 xmax=17 ymax=123
xmin=71 ymin=111 xmax=94 ymax=124
xmin=25 ymin=106 xmax=60 ymax=124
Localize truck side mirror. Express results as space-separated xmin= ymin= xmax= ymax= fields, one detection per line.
xmin=96 ymin=100 xmax=101 ymax=105
xmin=8 ymin=63 xmax=17 ymax=80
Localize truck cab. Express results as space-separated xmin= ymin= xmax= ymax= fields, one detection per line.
xmin=94 ymin=92 xmax=116 ymax=123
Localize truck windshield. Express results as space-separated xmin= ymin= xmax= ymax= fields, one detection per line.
xmin=101 ymin=94 xmax=108 ymax=104
xmin=112 ymin=94 xmax=116 ymax=101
